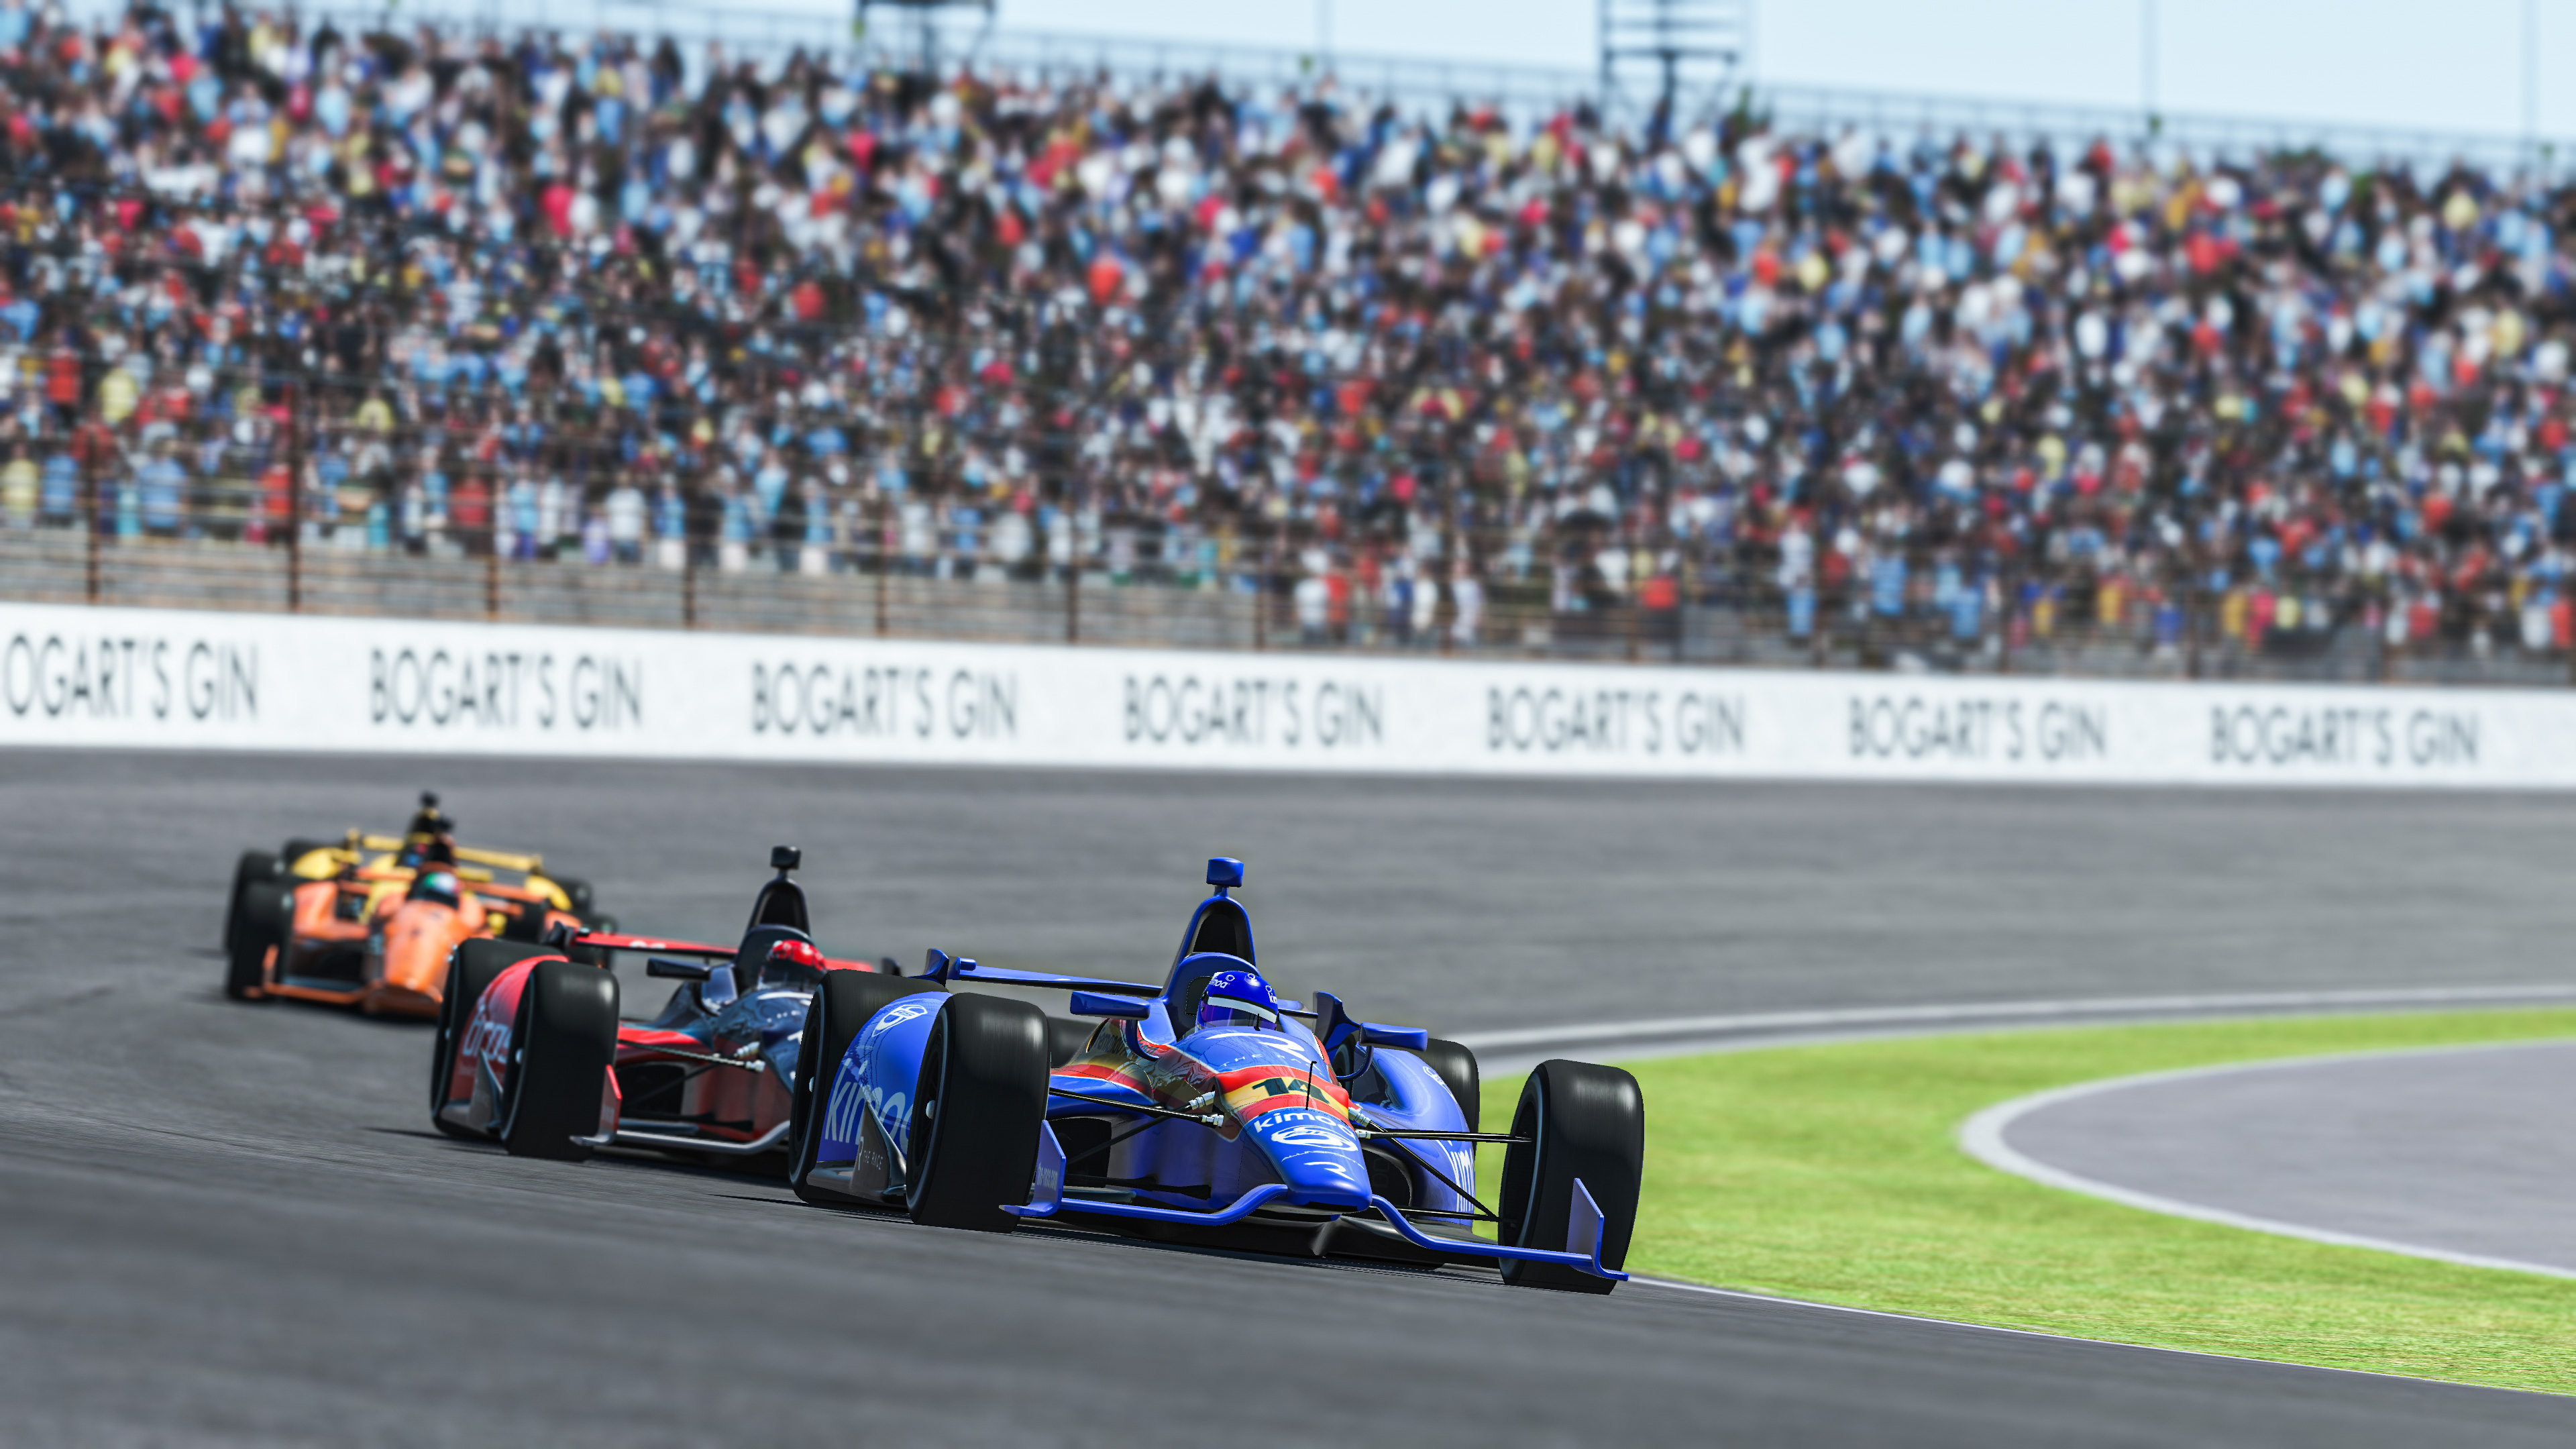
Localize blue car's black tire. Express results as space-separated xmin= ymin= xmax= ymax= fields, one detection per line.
xmin=788 ymin=971 xmax=943 ymax=1203
xmin=498 ymin=958 xmax=619 ymax=1161
xmin=433 ymin=940 xmax=555 ymax=1133
xmin=1044 ymin=1016 xmax=1094 ymax=1067
xmin=223 ymin=877 xmax=294 ymax=1002
xmin=1497 ymin=1059 xmax=1644 ymax=1294
xmin=1411 ymin=1037 xmax=1481 ymax=1134
xmin=905 ymin=994 xmax=1049 ymax=1232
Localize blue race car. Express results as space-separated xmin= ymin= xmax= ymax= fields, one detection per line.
xmin=783 ymin=858 xmax=1644 ymax=1292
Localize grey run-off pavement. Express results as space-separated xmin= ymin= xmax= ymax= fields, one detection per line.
xmin=3 ymin=751 xmax=2571 ymax=1444
xmin=1979 ymin=1039 xmax=2576 ymax=1279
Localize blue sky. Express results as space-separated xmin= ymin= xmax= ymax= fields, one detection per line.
xmin=981 ymin=0 xmax=2551 ymax=139
xmin=305 ymin=0 xmax=2555 ymax=141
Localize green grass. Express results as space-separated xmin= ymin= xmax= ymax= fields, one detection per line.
xmin=1476 ymin=1010 xmax=2576 ymax=1394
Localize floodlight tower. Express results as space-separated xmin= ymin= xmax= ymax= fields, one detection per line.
xmin=856 ymin=0 xmax=994 ymax=78
xmin=1597 ymin=0 xmax=1748 ymax=123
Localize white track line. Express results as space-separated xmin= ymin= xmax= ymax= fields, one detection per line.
xmin=1958 ymin=1039 xmax=2576 ymax=1281
xmin=1623 ymin=1277 xmax=2514 ymax=1386
xmin=1450 ymin=983 xmax=2576 ymax=1053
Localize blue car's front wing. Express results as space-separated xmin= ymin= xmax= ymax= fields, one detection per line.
xmin=1006 ymin=1122 xmax=1627 ymax=1282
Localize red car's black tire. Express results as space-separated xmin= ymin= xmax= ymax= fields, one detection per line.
xmin=787 ymin=971 xmax=943 ymax=1203
xmin=432 ymin=939 xmax=557 ymax=1134
xmin=904 ymin=994 xmax=1049 ymax=1232
xmin=1497 ymin=1059 xmax=1644 ymax=1294
xmin=498 ymin=958 xmax=619 ymax=1162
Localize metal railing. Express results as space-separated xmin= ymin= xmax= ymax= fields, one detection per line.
xmin=64 ymin=0 xmax=2563 ymax=175
xmin=12 ymin=494 xmax=2573 ymax=690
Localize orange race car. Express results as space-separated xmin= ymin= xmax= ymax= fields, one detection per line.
xmin=221 ymin=794 xmax=610 ymax=1018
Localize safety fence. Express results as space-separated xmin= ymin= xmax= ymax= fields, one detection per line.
xmin=11 ymin=525 xmax=2575 ymax=690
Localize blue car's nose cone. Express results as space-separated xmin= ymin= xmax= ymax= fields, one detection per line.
xmin=1185 ymin=1026 xmax=1373 ymax=1210
xmin=1240 ymin=1104 xmax=1372 ymax=1208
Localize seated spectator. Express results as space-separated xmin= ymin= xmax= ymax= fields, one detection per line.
xmin=0 ymin=0 xmax=2565 ymax=677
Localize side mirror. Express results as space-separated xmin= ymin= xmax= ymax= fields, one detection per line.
xmin=1315 ymin=991 xmax=1360 ymax=1054
xmin=771 ymin=845 xmax=801 ymax=871
xmin=645 ymin=958 xmax=712 ymax=982
xmin=700 ymin=965 xmax=739 ymax=1008
xmin=1358 ymin=1022 xmax=1430 ymax=1051
xmin=1069 ymin=991 xmax=1150 ymax=1019
xmin=1205 ymin=857 xmax=1244 ymax=890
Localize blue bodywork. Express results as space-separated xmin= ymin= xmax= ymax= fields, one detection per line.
xmin=805 ymin=858 xmax=1622 ymax=1281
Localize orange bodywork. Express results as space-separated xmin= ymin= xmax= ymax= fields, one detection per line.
xmin=256 ymin=871 xmax=584 ymax=1018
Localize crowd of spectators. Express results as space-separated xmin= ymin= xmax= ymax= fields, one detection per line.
xmin=5 ymin=1 xmax=2576 ymax=664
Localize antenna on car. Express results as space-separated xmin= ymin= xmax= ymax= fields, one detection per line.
xmin=770 ymin=845 xmax=801 ymax=877
xmin=1205 ymin=857 xmax=1244 ymax=896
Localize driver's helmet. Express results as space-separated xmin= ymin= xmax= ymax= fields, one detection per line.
xmin=759 ymin=937 xmax=828 ymax=990
xmin=1197 ymin=968 xmax=1283 ymax=1031
xmin=409 ymin=868 xmax=463 ymax=908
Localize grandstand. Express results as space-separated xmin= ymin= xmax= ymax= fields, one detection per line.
xmin=1 ymin=1 xmax=2573 ymax=682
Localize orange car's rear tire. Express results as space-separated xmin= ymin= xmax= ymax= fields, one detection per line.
xmin=499 ymin=958 xmax=619 ymax=1162
xmin=223 ymin=878 xmax=292 ymax=1002
xmin=222 ymin=851 xmax=279 ymax=956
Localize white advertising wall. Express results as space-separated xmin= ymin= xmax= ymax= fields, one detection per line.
xmin=3 ymin=601 xmax=2569 ymax=788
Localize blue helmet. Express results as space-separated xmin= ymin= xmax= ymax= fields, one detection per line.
xmin=1197 ymin=968 xmax=1282 ymax=1031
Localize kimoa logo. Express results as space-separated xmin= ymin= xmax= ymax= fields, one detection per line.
xmin=1267 ymin=1123 xmax=1355 ymax=1148
xmin=822 ymin=1073 xmax=867 ymax=1146
xmin=822 ymin=1072 xmax=912 ymax=1152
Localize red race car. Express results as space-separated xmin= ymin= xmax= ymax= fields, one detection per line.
xmin=428 ymin=847 xmax=907 ymax=1164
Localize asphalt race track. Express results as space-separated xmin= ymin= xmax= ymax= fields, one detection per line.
xmin=1984 ymin=1039 xmax=2576 ymax=1279
xmin=5 ymin=750 xmax=2574 ymax=1444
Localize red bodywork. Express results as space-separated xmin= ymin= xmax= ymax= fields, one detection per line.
xmin=435 ymin=932 xmax=880 ymax=1150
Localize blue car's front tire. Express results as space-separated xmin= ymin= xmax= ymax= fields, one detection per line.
xmin=904 ymin=994 xmax=1050 ymax=1232
xmin=1498 ymin=1059 xmax=1644 ymax=1293
xmin=788 ymin=970 xmax=942 ymax=1203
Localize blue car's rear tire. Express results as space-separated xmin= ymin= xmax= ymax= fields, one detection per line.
xmin=1497 ymin=1059 xmax=1644 ymax=1293
xmin=905 ymin=994 xmax=1049 ymax=1232
xmin=498 ymin=958 xmax=619 ymax=1161
xmin=1412 ymin=1037 xmax=1481 ymax=1133
xmin=788 ymin=970 xmax=943 ymax=1203
xmin=1043 ymin=1016 xmax=1094 ymax=1067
